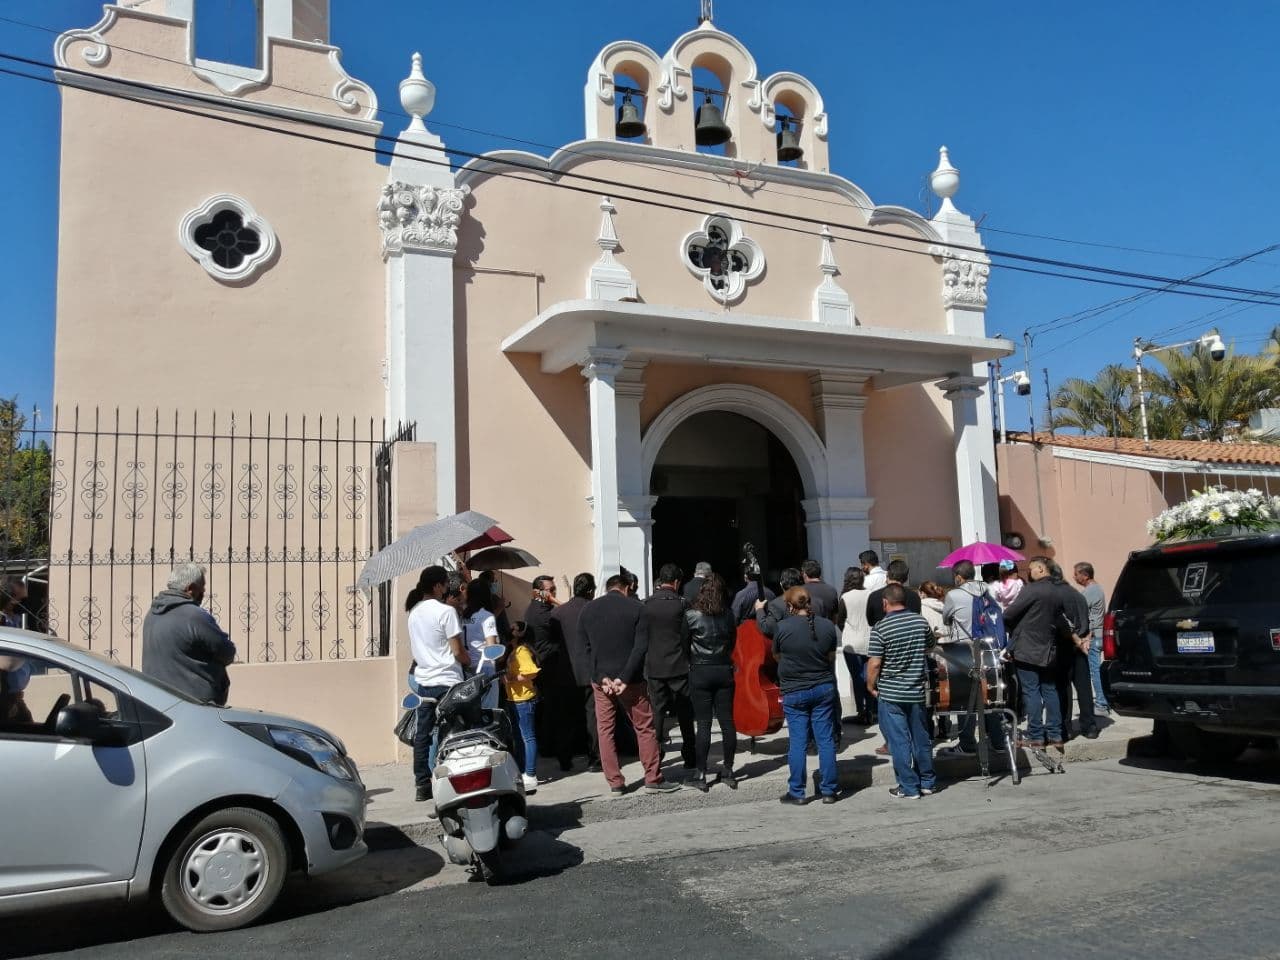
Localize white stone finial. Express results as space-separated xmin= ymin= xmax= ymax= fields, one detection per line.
xmin=399 ymin=52 xmax=435 ymax=133
xmin=819 ymin=226 xmax=839 ymax=278
xmin=813 ymin=225 xmax=855 ymax=326
xmin=588 ymin=196 xmax=637 ymax=301
xmin=930 ymin=145 xmax=960 ymax=201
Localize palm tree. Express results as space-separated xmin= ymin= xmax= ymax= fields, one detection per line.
xmin=1147 ymin=341 xmax=1279 ymax=441
xmin=1050 ymin=364 xmax=1139 ymax=435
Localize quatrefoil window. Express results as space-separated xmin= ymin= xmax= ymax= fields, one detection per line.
xmin=179 ymin=194 xmax=278 ymax=283
xmin=682 ymin=214 xmax=764 ymax=303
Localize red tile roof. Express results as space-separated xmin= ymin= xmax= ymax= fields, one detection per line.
xmin=1006 ymin=432 xmax=1280 ymax=467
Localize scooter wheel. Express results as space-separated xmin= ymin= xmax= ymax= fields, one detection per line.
xmin=475 ymin=848 xmax=502 ymax=884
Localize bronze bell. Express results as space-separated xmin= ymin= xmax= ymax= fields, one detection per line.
xmin=694 ymin=94 xmax=731 ymax=146
xmin=776 ymin=118 xmax=803 ymax=162
xmin=616 ymin=93 xmax=646 ymax=139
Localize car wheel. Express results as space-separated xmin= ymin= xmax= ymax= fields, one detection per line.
xmin=1167 ymin=723 xmax=1250 ymax=765
xmin=159 ymin=807 xmax=289 ymax=932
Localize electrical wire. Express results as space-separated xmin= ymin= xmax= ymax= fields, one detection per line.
xmin=9 ymin=45 xmax=1280 ymax=300
xmin=12 ymin=10 xmax=1279 ymax=267
xmin=6 ymin=50 xmax=1280 ymax=310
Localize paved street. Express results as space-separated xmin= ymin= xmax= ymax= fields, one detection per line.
xmin=7 ymin=751 xmax=1280 ymax=960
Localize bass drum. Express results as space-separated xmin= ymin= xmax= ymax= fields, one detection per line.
xmin=928 ymin=641 xmax=1009 ymax=713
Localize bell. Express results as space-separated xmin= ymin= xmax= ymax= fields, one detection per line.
xmin=776 ymin=119 xmax=803 ymax=162
xmin=615 ymin=94 xmax=646 ymax=139
xmin=694 ymin=94 xmax=731 ymax=146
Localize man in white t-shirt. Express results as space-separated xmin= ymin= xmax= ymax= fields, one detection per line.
xmin=407 ymin=565 xmax=468 ymax=803
xmin=860 ymin=550 xmax=887 ymax=592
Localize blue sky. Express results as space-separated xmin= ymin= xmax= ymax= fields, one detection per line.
xmin=3 ymin=1 xmax=1280 ymax=430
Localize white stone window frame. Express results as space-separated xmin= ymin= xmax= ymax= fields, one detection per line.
xmin=680 ymin=213 xmax=764 ymax=304
xmin=179 ymin=194 xmax=278 ymax=283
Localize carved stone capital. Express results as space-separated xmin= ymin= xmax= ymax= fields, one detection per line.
xmin=581 ymin=347 xmax=629 ymax=384
xmin=378 ymin=182 xmax=470 ymax=257
xmin=937 ymin=375 xmax=988 ymax=402
xmin=930 ymin=246 xmax=990 ymax=309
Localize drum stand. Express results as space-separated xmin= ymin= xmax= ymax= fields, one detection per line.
xmin=943 ymin=625 xmax=1021 ymax=787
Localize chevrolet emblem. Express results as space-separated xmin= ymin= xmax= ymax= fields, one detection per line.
xmin=1177 ymin=619 xmax=1199 ymax=630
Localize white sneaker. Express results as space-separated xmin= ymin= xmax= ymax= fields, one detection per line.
xmin=522 ymin=774 xmax=538 ymax=794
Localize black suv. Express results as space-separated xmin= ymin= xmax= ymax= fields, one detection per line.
xmin=1103 ymin=532 xmax=1280 ymax=762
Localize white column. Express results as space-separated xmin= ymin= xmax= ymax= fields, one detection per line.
xmin=928 ymin=145 xmax=1001 ymax=544
xmin=380 ymin=54 xmax=468 ymax=515
xmin=807 ymin=373 xmax=874 ymax=580
xmin=938 ymin=375 xmax=995 ymax=544
xmin=614 ymin=360 xmax=650 ymax=593
xmin=581 ymin=348 xmax=628 ymax=582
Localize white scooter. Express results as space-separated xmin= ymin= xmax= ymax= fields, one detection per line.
xmin=424 ymin=644 xmax=527 ymax=882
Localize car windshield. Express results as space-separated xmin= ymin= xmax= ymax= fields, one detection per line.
xmin=1115 ymin=545 xmax=1280 ymax=609
xmin=71 ymin=644 xmax=207 ymax=705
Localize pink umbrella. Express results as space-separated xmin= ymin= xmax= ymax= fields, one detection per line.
xmin=940 ymin=541 xmax=1025 ymax=567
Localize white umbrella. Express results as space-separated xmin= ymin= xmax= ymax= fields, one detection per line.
xmin=357 ymin=510 xmax=498 ymax=589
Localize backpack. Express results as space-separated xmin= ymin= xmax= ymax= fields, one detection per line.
xmin=970 ymin=590 xmax=1008 ymax=650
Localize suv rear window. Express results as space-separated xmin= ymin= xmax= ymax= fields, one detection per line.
xmin=1114 ymin=544 xmax=1280 ymax=609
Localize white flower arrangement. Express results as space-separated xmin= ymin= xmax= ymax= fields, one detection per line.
xmin=1148 ymin=486 xmax=1280 ymax=542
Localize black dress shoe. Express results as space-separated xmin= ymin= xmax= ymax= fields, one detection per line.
xmin=721 ymin=767 xmax=738 ymax=790
xmin=821 ymin=792 xmax=840 ymax=805
xmin=692 ymin=772 xmax=710 ymax=793
xmin=415 ymin=786 xmax=431 ymax=802
xmin=587 ymin=761 xmax=603 ymax=773
xmin=1082 ymin=728 xmax=1100 ymax=740
xmin=779 ymin=793 xmax=808 ymax=806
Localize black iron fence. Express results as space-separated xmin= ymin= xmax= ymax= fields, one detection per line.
xmin=0 ymin=406 xmax=413 ymax=665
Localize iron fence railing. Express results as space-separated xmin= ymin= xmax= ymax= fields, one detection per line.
xmin=1 ymin=406 xmax=413 ymax=665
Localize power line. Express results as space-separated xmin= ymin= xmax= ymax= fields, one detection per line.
xmin=14 ymin=11 xmax=1280 ymax=268
xmin=8 ymin=50 xmax=1280 ymax=309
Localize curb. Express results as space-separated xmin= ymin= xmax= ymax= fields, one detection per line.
xmin=366 ymin=733 xmax=1141 ymax=846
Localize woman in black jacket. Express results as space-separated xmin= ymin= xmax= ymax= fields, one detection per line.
xmin=682 ymin=573 xmax=738 ymax=792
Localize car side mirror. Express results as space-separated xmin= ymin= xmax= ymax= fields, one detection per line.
xmin=55 ymin=701 xmax=126 ymax=746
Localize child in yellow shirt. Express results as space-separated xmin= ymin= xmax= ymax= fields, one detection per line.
xmin=504 ymin=621 xmax=540 ymax=793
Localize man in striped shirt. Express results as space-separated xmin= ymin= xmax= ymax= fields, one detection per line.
xmin=867 ymin=583 xmax=938 ymax=799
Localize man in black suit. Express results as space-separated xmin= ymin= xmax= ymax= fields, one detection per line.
xmin=866 ymin=559 xmax=921 ymax=629
xmin=578 ymin=574 xmax=679 ymax=795
xmin=682 ymin=561 xmax=713 ymax=604
xmin=524 ymin=574 xmax=576 ymax=772
xmin=553 ymin=572 xmax=600 ymax=770
xmin=639 ymin=563 xmax=696 ymax=768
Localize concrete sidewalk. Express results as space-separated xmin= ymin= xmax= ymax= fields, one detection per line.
xmin=361 ymin=710 xmax=1153 ymax=842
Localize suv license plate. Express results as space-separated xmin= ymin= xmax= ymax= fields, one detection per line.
xmin=1176 ymin=631 xmax=1215 ymax=654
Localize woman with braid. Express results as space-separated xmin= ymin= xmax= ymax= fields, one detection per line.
xmin=772 ymin=587 xmax=840 ymax=805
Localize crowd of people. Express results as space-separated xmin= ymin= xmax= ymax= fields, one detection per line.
xmin=22 ymin=545 xmax=1108 ymax=806
xmin=401 ymin=547 xmax=1111 ymax=805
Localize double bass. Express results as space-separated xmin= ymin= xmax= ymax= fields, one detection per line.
xmin=732 ymin=542 xmax=784 ymax=737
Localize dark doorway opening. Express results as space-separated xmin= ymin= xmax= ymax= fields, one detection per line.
xmin=650 ymin=411 xmax=807 ymax=589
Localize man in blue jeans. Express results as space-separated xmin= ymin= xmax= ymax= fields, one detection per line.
xmin=1004 ymin=557 xmax=1066 ymax=752
xmin=1073 ymin=562 xmax=1110 ymax=714
xmin=867 ymin=583 xmax=937 ymax=799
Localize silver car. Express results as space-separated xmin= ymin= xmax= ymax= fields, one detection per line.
xmin=0 ymin=628 xmax=367 ymax=932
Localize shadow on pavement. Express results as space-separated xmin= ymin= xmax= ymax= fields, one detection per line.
xmin=1119 ymin=740 xmax=1280 ymax=785
xmin=868 ymin=877 xmax=1001 ymax=960
xmin=0 ymin=827 xmax=445 ymax=960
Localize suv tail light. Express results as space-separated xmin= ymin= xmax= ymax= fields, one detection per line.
xmin=1102 ymin=612 xmax=1117 ymax=660
xmin=448 ymin=768 xmax=493 ymax=794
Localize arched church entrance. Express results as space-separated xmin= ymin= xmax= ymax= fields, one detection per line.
xmin=649 ymin=411 xmax=807 ymax=586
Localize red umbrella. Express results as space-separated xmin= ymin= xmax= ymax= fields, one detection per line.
xmin=457 ymin=525 xmax=514 ymax=553
xmin=940 ymin=541 xmax=1025 ymax=567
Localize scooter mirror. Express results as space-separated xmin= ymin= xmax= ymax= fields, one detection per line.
xmin=481 ymin=644 xmax=506 ymax=661
xmin=402 ymin=692 xmax=422 ymax=710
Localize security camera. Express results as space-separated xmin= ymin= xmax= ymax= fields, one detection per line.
xmin=1205 ymin=334 xmax=1226 ymax=362
xmin=1014 ymin=371 xmax=1032 ymax=397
